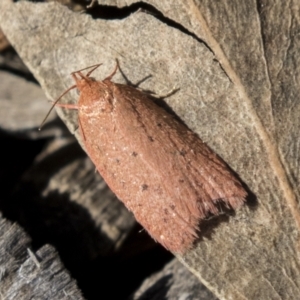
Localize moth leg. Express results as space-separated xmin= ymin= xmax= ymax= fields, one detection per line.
xmin=86 ymin=64 xmax=103 ymax=77
xmin=135 ymin=87 xmax=180 ymax=103
xmin=106 ymin=59 xmax=150 ymax=89
xmin=114 ymin=59 xmax=177 ymax=96
xmin=147 ymin=87 xmax=180 ymax=100
xmin=71 ymin=64 xmax=103 ymax=84
xmin=104 ymin=59 xmax=120 ymax=81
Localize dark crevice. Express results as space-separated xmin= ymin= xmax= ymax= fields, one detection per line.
xmin=17 ymin=1 xmax=215 ymax=56
xmin=255 ymin=0 xmax=268 ymax=63
xmin=213 ymin=58 xmax=232 ymax=83
xmin=86 ymin=2 xmax=215 ymax=55
xmin=255 ymin=0 xmax=273 ymax=86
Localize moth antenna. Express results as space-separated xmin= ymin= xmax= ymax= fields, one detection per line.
xmin=39 ymin=84 xmax=77 ymax=130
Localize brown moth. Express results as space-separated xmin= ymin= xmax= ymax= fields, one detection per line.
xmin=41 ymin=62 xmax=247 ymax=253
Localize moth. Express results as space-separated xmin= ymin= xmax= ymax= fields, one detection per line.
xmin=41 ymin=61 xmax=247 ymax=253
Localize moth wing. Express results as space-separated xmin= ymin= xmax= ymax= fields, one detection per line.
xmin=80 ymin=83 xmax=246 ymax=252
